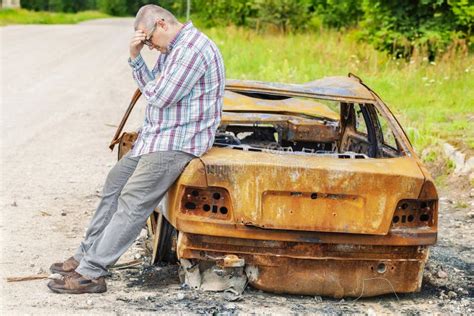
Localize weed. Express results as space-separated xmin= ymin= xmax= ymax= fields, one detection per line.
xmin=454 ymin=201 xmax=468 ymax=209
xmin=446 ymin=159 xmax=456 ymax=173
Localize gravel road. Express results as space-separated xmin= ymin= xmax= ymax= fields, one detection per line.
xmin=1 ymin=19 xmax=472 ymax=314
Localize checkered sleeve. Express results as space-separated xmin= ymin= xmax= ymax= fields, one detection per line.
xmin=140 ymin=47 xmax=207 ymax=108
xmin=129 ymin=54 xmax=155 ymax=89
xmin=151 ymin=57 xmax=162 ymax=77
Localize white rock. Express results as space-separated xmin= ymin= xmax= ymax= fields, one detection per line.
xmin=461 ymin=157 xmax=474 ymax=174
xmin=225 ymin=303 xmax=236 ymax=310
xmin=443 ymin=143 xmax=456 ymax=156
xmin=48 ymin=273 xmax=63 ymax=280
xmin=176 ymin=293 xmax=185 ymax=300
xmin=442 ymin=143 xmax=474 ymax=175
xmin=437 ymin=270 xmax=448 ymax=279
xmin=86 ymin=299 xmax=94 ymax=306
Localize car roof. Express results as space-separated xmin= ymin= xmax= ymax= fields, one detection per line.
xmin=223 ymin=91 xmax=340 ymax=121
xmin=225 ymin=74 xmax=376 ymax=103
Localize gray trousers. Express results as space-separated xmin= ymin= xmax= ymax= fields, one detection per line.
xmin=74 ymin=150 xmax=194 ymax=278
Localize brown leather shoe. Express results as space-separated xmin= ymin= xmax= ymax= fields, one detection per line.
xmin=50 ymin=256 xmax=79 ymax=275
xmin=47 ymin=271 xmax=107 ymax=294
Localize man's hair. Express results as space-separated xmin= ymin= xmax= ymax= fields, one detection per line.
xmin=134 ymin=5 xmax=178 ymax=30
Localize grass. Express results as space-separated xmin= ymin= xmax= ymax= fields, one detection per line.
xmin=200 ymin=25 xmax=473 ymax=157
xmin=0 ymin=8 xmax=109 ymax=26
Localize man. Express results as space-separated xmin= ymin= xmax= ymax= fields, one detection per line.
xmin=47 ymin=4 xmax=225 ymax=294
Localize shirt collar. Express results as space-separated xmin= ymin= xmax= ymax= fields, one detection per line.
xmin=167 ymin=21 xmax=193 ymax=52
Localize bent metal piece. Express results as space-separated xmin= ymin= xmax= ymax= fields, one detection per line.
xmin=109 ymin=88 xmax=142 ymax=151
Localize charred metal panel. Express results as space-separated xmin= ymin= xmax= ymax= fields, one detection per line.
xmin=221 ymin=112 xmax=339 ymax=143
xmin=174 ymin=216 xmax=437 ymax=246
xmin=226 ymin=76 xmax=376 ymax=103
xmin=177 ymin=233 xmax=428 ymax=298
xmin=117 ymin=132 xmax=137 ymax=160
xmin=223 ymin=91 xmax=339 ymax=120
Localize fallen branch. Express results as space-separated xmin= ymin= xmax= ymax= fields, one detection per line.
xmin=110 ymin=259 xmax=142 ymax=270
xmin=6 ymin=274 xmax=49 ymax=282
xmin=6 ymin=259 xmax=142 ymax=282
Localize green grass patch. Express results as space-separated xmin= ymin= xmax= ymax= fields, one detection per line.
xmin=0 ymin=9 xmax=109 ymax=26
xmin=200 ymin=25 xmax=473 ymax=156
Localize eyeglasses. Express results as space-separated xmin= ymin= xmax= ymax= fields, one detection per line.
xmin=142 ymin=23 xmax=157 ymax=47
xmin=142 ymin=18 xmax=164 ymax=47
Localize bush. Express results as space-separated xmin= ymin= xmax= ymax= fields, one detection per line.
xmin=359 ymin=0 xmax=473 ymax=60
xmin=254 ymin=0 xmax=311 ymax=32
xmin=309 ymin=0 xmax=363 ymax=29
xmin=20 ymin=0 xmax=97 ymax=12
xmin=19 ymin=0 xmax=473 ymax=59
xmin=95 ymin=0 xmax=181 ymax=17
xmin=192 ymin=0 xmax=313 ymax=31
xmin=97 ymin=0 xmax=128 ymax=16
xmin=193 ymin=0 xmax=256 ymax=27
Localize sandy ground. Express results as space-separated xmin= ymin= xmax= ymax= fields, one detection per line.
xmin=1 ymin=19 xmax=473 ymax=314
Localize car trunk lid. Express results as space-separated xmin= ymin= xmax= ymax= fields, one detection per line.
xmin=201 ymin=147 xmax=425 ymax=235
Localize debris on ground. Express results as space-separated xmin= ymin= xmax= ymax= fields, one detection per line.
xmin=6 ymin=274 xmax=50 ymax=283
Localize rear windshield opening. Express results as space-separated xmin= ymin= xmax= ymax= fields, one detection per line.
xmin=215 ymin=96 xmax=404 ymax=159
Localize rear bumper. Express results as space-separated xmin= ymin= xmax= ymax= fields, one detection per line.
xmin=175 ymin=217 xmax=437 ymax=246
xmin=177 ymin=233 xmax=429 ymax=298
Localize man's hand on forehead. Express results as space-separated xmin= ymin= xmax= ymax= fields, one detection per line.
xmin=130 ymin=30 xmax=146 ymax=59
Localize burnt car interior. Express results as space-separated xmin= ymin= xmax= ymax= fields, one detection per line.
xmin=215 ymin=91 xmax=403 ymax=159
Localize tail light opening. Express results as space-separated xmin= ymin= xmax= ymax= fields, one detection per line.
xmin=181 ymin=187 xmax=232 ymax=219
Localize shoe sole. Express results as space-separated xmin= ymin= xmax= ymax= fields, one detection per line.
xmin=47 ymin=282 xmax=107 ymax=294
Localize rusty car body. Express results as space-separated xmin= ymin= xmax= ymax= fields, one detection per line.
xmin=114 ymin=74 xmax=438 ymax=298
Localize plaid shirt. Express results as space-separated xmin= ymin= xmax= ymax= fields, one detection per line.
xmin=128 ymin=21 xmax=225 ymax=157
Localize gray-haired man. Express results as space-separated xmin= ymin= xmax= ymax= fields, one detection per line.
xmin=47 ymin=4 xmax=225 ymax=294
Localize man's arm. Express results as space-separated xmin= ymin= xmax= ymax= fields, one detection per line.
xmin=129 ymin=54 xmax=156 ymax=88
xmin=128 ymin=30 xmax=158 ymax=88
xmin=140 ymin=46 xmax=207 ymax=108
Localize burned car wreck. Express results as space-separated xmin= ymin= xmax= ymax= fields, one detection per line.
xmin=111 ymin=74 xmax=438 ymax=298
